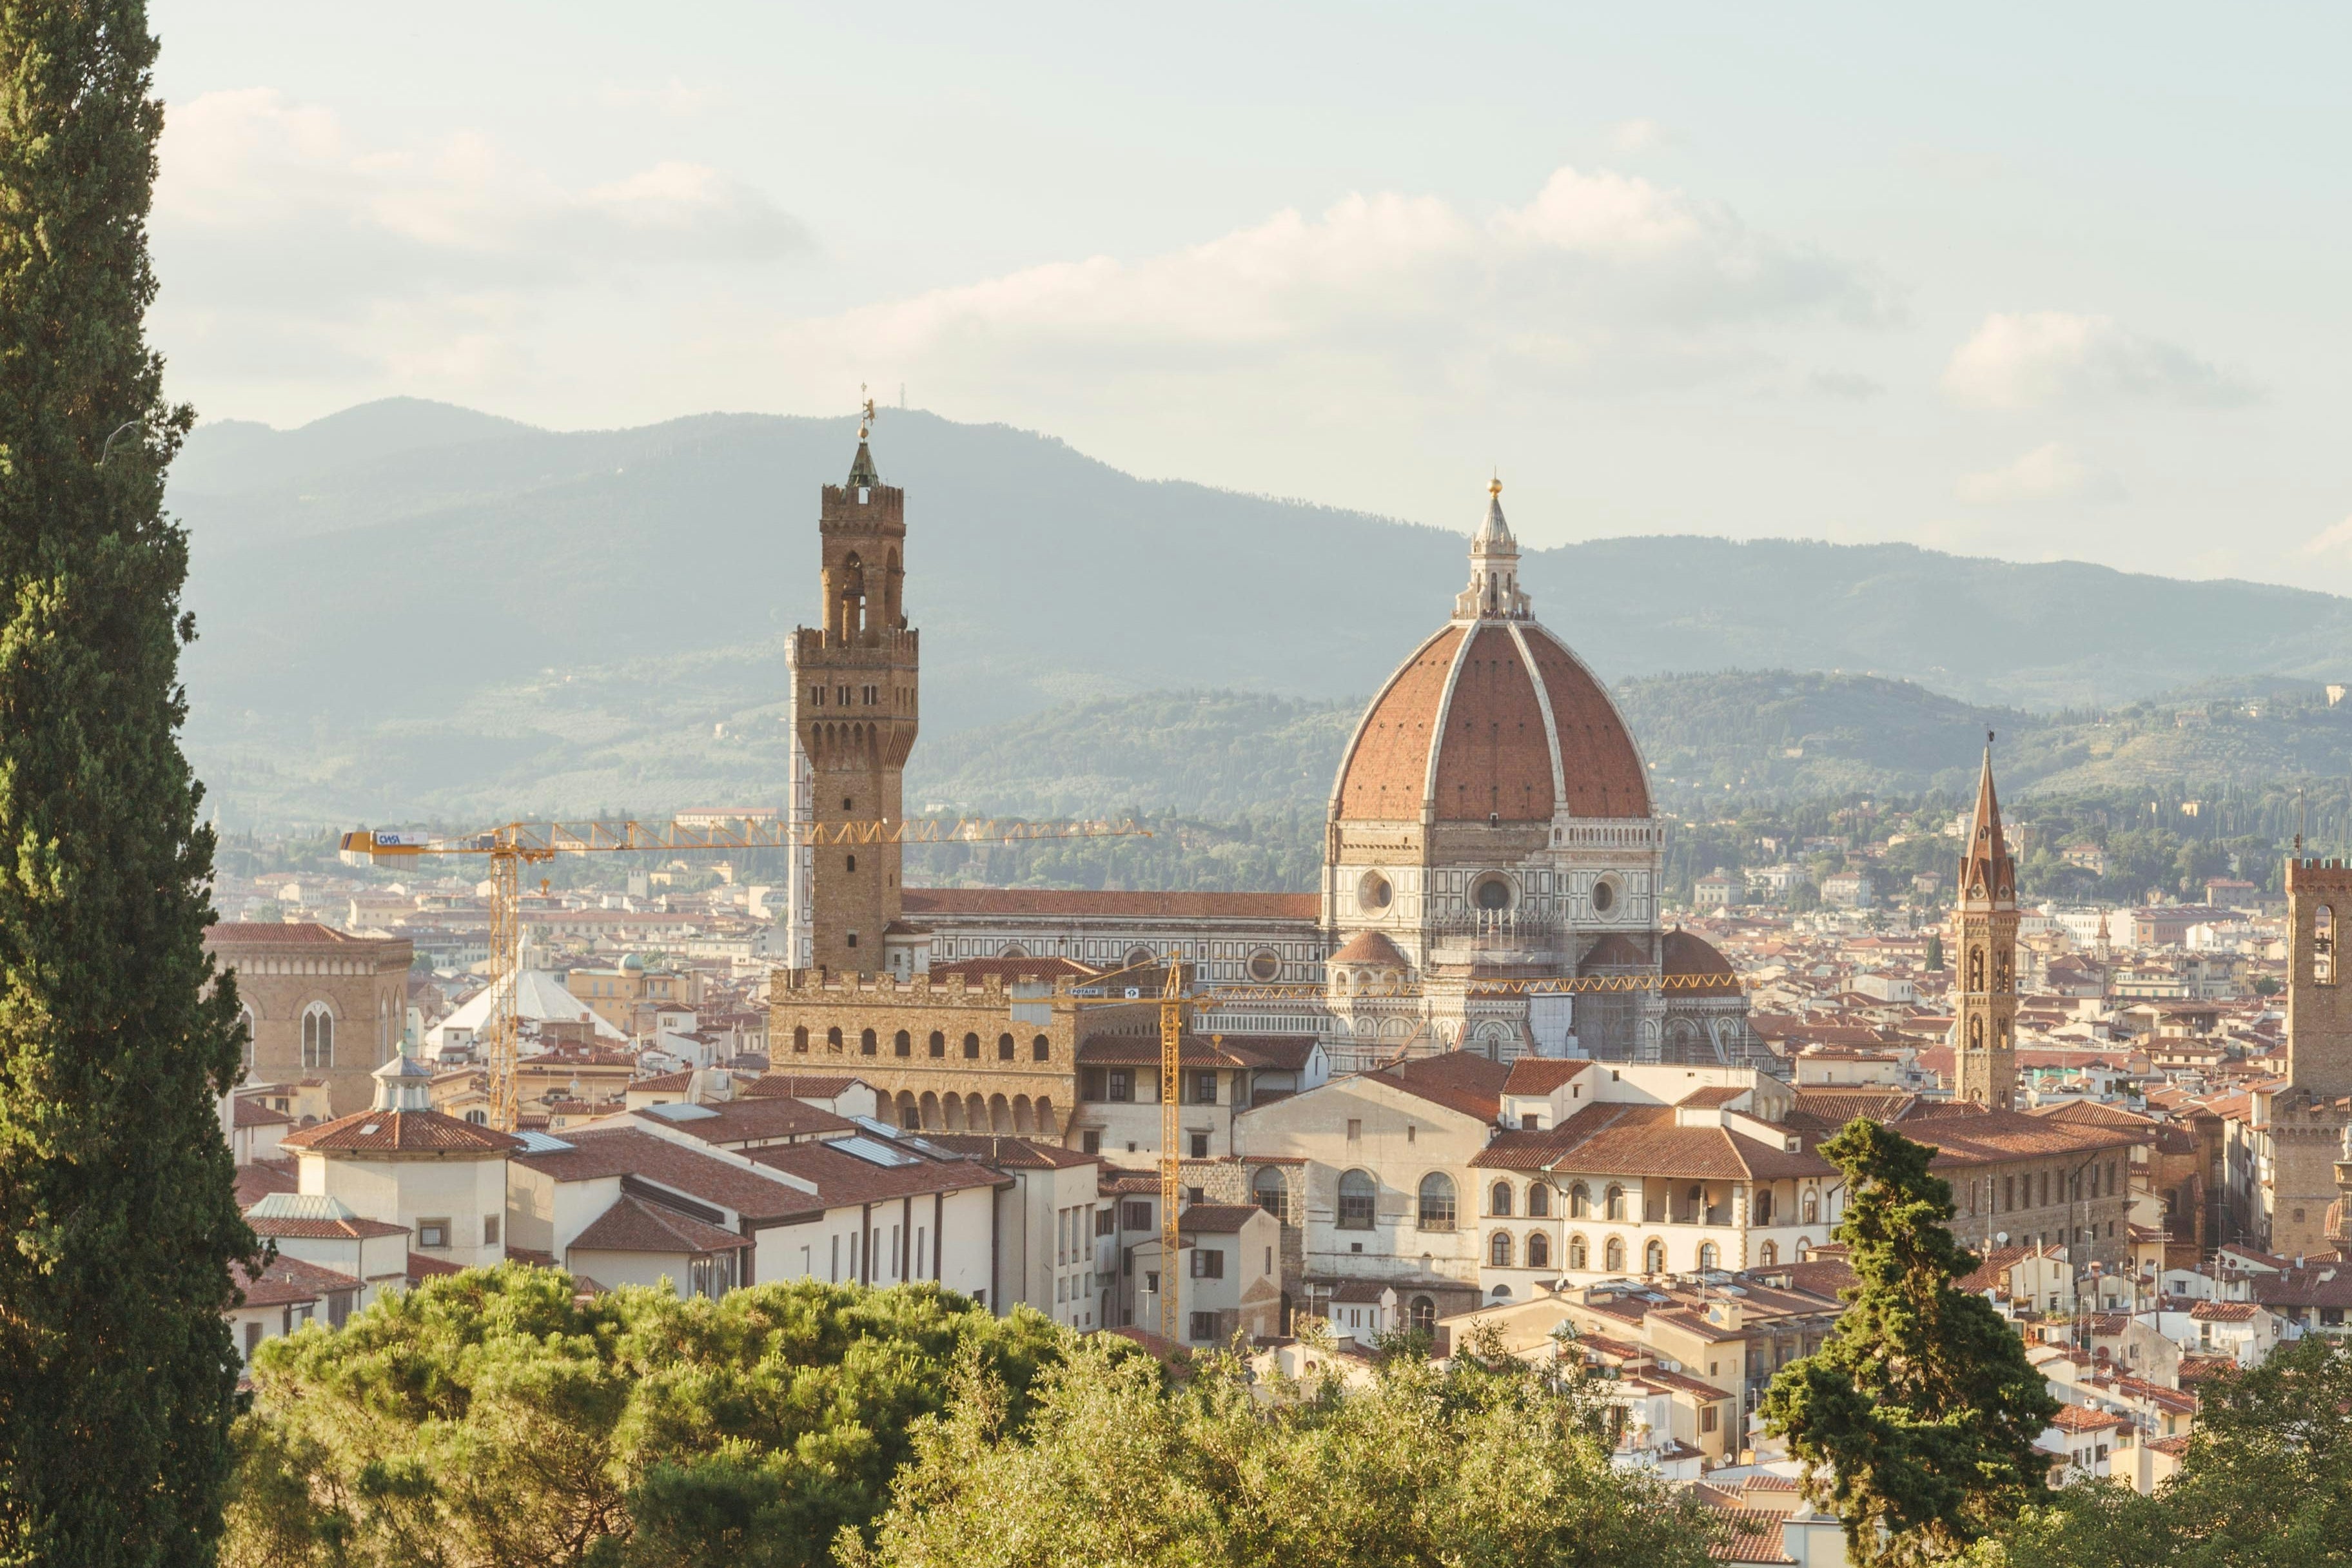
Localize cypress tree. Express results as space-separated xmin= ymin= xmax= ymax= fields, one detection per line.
xmin=0 ymin=3 xmax=252 ymax=1562
xmin=1761 ymin=1117 xmax=2059 ymax=1567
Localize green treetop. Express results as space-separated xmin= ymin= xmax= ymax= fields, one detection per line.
xmin=1761 ymin=1118 xmax=2059 ymax=1565
xmin=0 ymin=3 xmax=252 ymax=1563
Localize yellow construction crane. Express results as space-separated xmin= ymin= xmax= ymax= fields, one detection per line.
xmin=340 ymin=815 xmax=1149 ymax=1130
xmin=1052 ymin=958 xmax=1752 ymax=1348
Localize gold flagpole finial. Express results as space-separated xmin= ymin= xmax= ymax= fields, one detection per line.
xmin=858 ymin=383 xmax=877 ymax=441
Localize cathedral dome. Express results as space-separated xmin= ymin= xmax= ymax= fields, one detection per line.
xmin=1329 ymin=484 xmax=1649 ymax=825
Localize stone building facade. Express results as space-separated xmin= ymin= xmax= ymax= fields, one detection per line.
xmin=2229 ymin=858 xmax=2352 ymax=1257
xmin=207 ymin=922 xmax=413 ymax=1118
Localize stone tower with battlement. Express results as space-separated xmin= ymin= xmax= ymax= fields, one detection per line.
xmin=785 ymin=432 xmax=919 ymax=975
xmin=1953 ymin=741 xmax=2019 ymax=1110
xmin=2287 ymin=858 xmax=2352 ymax=1099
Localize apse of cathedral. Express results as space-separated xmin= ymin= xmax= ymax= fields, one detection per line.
xmin=782 ymin=434 xmax=1762 ymax=1073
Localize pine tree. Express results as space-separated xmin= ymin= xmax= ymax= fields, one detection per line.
xmin=1761 ymin=1118 xmax=2059 ymax=1566
xmin=0 ymin=3 xmax=251 ymax=1562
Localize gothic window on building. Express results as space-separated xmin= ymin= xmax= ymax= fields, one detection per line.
xmin=997 ymin=1033 xmax=1014 ymax=1061
xmin=1643 ymin=1238 xmax=1665 ymax=1275
xmin=1698 ymin=1241 xmax=1720 ymax=1271
xmin=1568 ymin=1233 xmax=1588 ymax=1270
xmin=2318 ymin=905 xmax=2337 ymax=986
xmin=1969 ymin=948 xmax=1984 ymax=992
xmin=1488 ymin=1231 xmax=1513 ymax=1268
xmin=793 ymin=1026 xmax=809 ymax=1054
xmin=928 ymin=1031 xmax=945 ymax=1058
xmin=1605 ymin=1184 xmax=1627 ymax=1222
xmin=1568 ymin=1182 xmax=1590 ymax=1219
xmin=1527 ymin=1231 xmax=1551 ymax=1269
xmin=1253 ymin=1168 xmax=1288 ymax=1224
xmin=1759 ymin=1240 xmax=1778 ymax=1266
xmin=1970 ymin=1017 xmax=1983 ymax=1051
xmin=895 ymin=1031 xmax=911 ymax=1057
xmin=827 ymin=1026 xmax=844 ymax=1052
xmin=1801 ymin=1190 xmax=1819 ymax=1225
xmin=860 ymin=1029 xmax=877 ymax=1056
xmin=963 ymin=1033 xmax=979 ymax=1060
xmin=1418 ymin=1174 xmax=1457 ymax=1231
xmin=1527 ymin=1183 xmax=1550 ymax=1218
xmin=1337 ymin=1171 xmax=1377 ymax=1230
xmin=1605 ymin=1236 xmax=1625 ymax=1272
xmin=1490 ymin=1181 xmax=1513 ymax=1217
xmin=301 ymin=1004 xmax=334 ymax=1070
xmin=1033 ymin=1034 xmax=1051 ymax=1062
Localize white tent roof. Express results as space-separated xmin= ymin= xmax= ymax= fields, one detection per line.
xmin=427 ymin=968 xmax=627 ymax=1048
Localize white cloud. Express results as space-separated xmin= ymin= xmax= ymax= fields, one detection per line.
xmin=2301 ymin=514 xmax=2352 ymax=557
xmin=151 ymin=88 xmax=808 ymax=381
xmin=765 ymin=165 xmax=1886 ymax=416
xmin=1941 ymin=310 xmax=2258 ymax=411
xmin=1606 ymin=118 xmax=1676 ymax=154
xmin=1954 ymin=442 xmax=2122 ymax=505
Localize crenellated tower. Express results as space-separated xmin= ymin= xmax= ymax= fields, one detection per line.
xmin=1954 ymin=736 xmax=2019 ymax=1109
xmin=787 ymin=416 xmax=919 ymax=975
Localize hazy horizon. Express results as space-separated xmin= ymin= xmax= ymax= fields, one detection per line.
xmin=151 ymin=3 xmax=2352 ymax=598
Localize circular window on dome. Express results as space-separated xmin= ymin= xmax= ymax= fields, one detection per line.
xmin=1357 ymin=871 xmax=1392 ymax=912
xmin=1473 ymin=874 xmax=1515 ymax=912
xmin=1591 ymin=878 xmax=1617 ymax=916
xmin=1248 ymin=948 xmax=1282 ymax=982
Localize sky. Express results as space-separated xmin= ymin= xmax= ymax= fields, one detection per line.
xmin=147 ymin=2 xmax=2352 ymax=591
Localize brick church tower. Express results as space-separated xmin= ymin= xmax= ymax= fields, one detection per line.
xmin=785 ymin=417 xmax=919 ymax=975
xmin=1954 ymin=738 xmax=2019 ymax=1109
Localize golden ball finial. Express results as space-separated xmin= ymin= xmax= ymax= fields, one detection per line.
xmin=1489 ymin=475 xmax=1503 ymax=497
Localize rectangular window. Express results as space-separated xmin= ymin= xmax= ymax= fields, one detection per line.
xmin=483 ymin=1214 xmax=500 ymax=1246
xmin=243 ymin=1320 xmax=262 ymax=1361
xmin=1701 ymin=1406 xmax=1720 ymax=1434
xmin=1346 ymin=1119 xmax=1362 ymax=1141
xmin=1096 ymin=1208 xmax=1115 ymax=1236
xmin=1108 ymin=1070 xmax=1132 ymax=1103
xmin=1122 ymin=1200 xmax=1152 ymax=1231
xmin=418 ymin=1217 xmax=450 ymax=1250
xmin=1191 ymin=1072 xmax=1217 ymax=1105
xmin=1191 ymin=1248 xmax=1224 ymax=1279
xmin=1189 ymin=1132 xmax=1209 ymax=1159
xmin=1145 ymin=1271 xmax=1159 ymax=1296
xmin=1189 ymin=1311 xmax=1219 ymax=1342
xmin=831 ymin=1234 xmax=841 ymax=1282
xmin=890 ymin=1224 xmax=901 ymax=1278
xmin=1082 ymin=1130 xmax=1102 ymax=1155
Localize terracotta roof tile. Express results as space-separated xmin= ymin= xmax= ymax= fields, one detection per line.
xmin=1502 ymin=1058 xmax=1592 ymax=1095
xmin=511 ymin=1128 xmax=816 ymax=1221
xmin=569 ymin=1193 xmax=749 ymax=1256
xmin=901 ymin=888 xmax=1317 ymax=922
xmin=1177 ymin=1204 xmax=1266 ymax=1233
xmin=233 ymin=1254 xmax=362 ymax=1308
xmin=921 ymin=1133 xmax=1100 ymax=1170
xmin=1363 ymin=1050 xmax=1512 ymax=1122
xmin=280 ymin=1108 xmax=519 ymax=1155
xmin=1329 ymin=930 xmax=1408 ymax=966
xmin=745 ymin=1140 xmax=1007 ymax=1208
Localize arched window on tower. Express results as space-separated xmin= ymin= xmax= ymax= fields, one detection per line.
xmin=2318 ymin=905 xmax=2337 ymax=986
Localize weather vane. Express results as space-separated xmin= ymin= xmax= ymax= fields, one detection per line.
xmin=858 ymin=384 xmax=877 ymax=442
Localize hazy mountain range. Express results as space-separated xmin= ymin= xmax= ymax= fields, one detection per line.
xmin=171 ymin=400 xmax=2352 ymax=828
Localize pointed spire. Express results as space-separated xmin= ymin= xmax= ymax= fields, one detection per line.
xmin=1959 ymin=729 xmax=2014 ymax=906
xmin=1475 ymin=475 xmax=1513 ymax=545
xmin=847 ymin=440 xmax=879 ymax=489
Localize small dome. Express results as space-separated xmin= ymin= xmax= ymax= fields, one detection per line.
xmin=1579 ymin=933 xmax=1651 ymax=972
xmin=1331 ymin=621 xmax=1650 ymax=825
xmin=1330 ymin=930 xmax=1408 ymax=967
xmin=1661 ymin=930 xmax=1741 ymax=996
xmin=620 ymin=953 xmax=646 ymax=971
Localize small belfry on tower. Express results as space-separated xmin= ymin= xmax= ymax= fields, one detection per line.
xmin=1453 ymin=475 xmax=1532 ymax=622
xmin=1953 ymin=730 xmax=2020 ymax=1110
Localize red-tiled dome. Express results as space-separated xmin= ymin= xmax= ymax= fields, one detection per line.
xmin=1661 ymin=929 xmax=1742 ymax=996
xmin=1330 ymin=620 xmax=1650 ymax=824
xmin=1329 ymin=929 xmax=1408 ymax=966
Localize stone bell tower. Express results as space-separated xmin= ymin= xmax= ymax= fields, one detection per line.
xmin=786 ymin=410 xmax=919 ymax=975
xmin=1953 ymin=736 xmax=2019 ymax=1110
